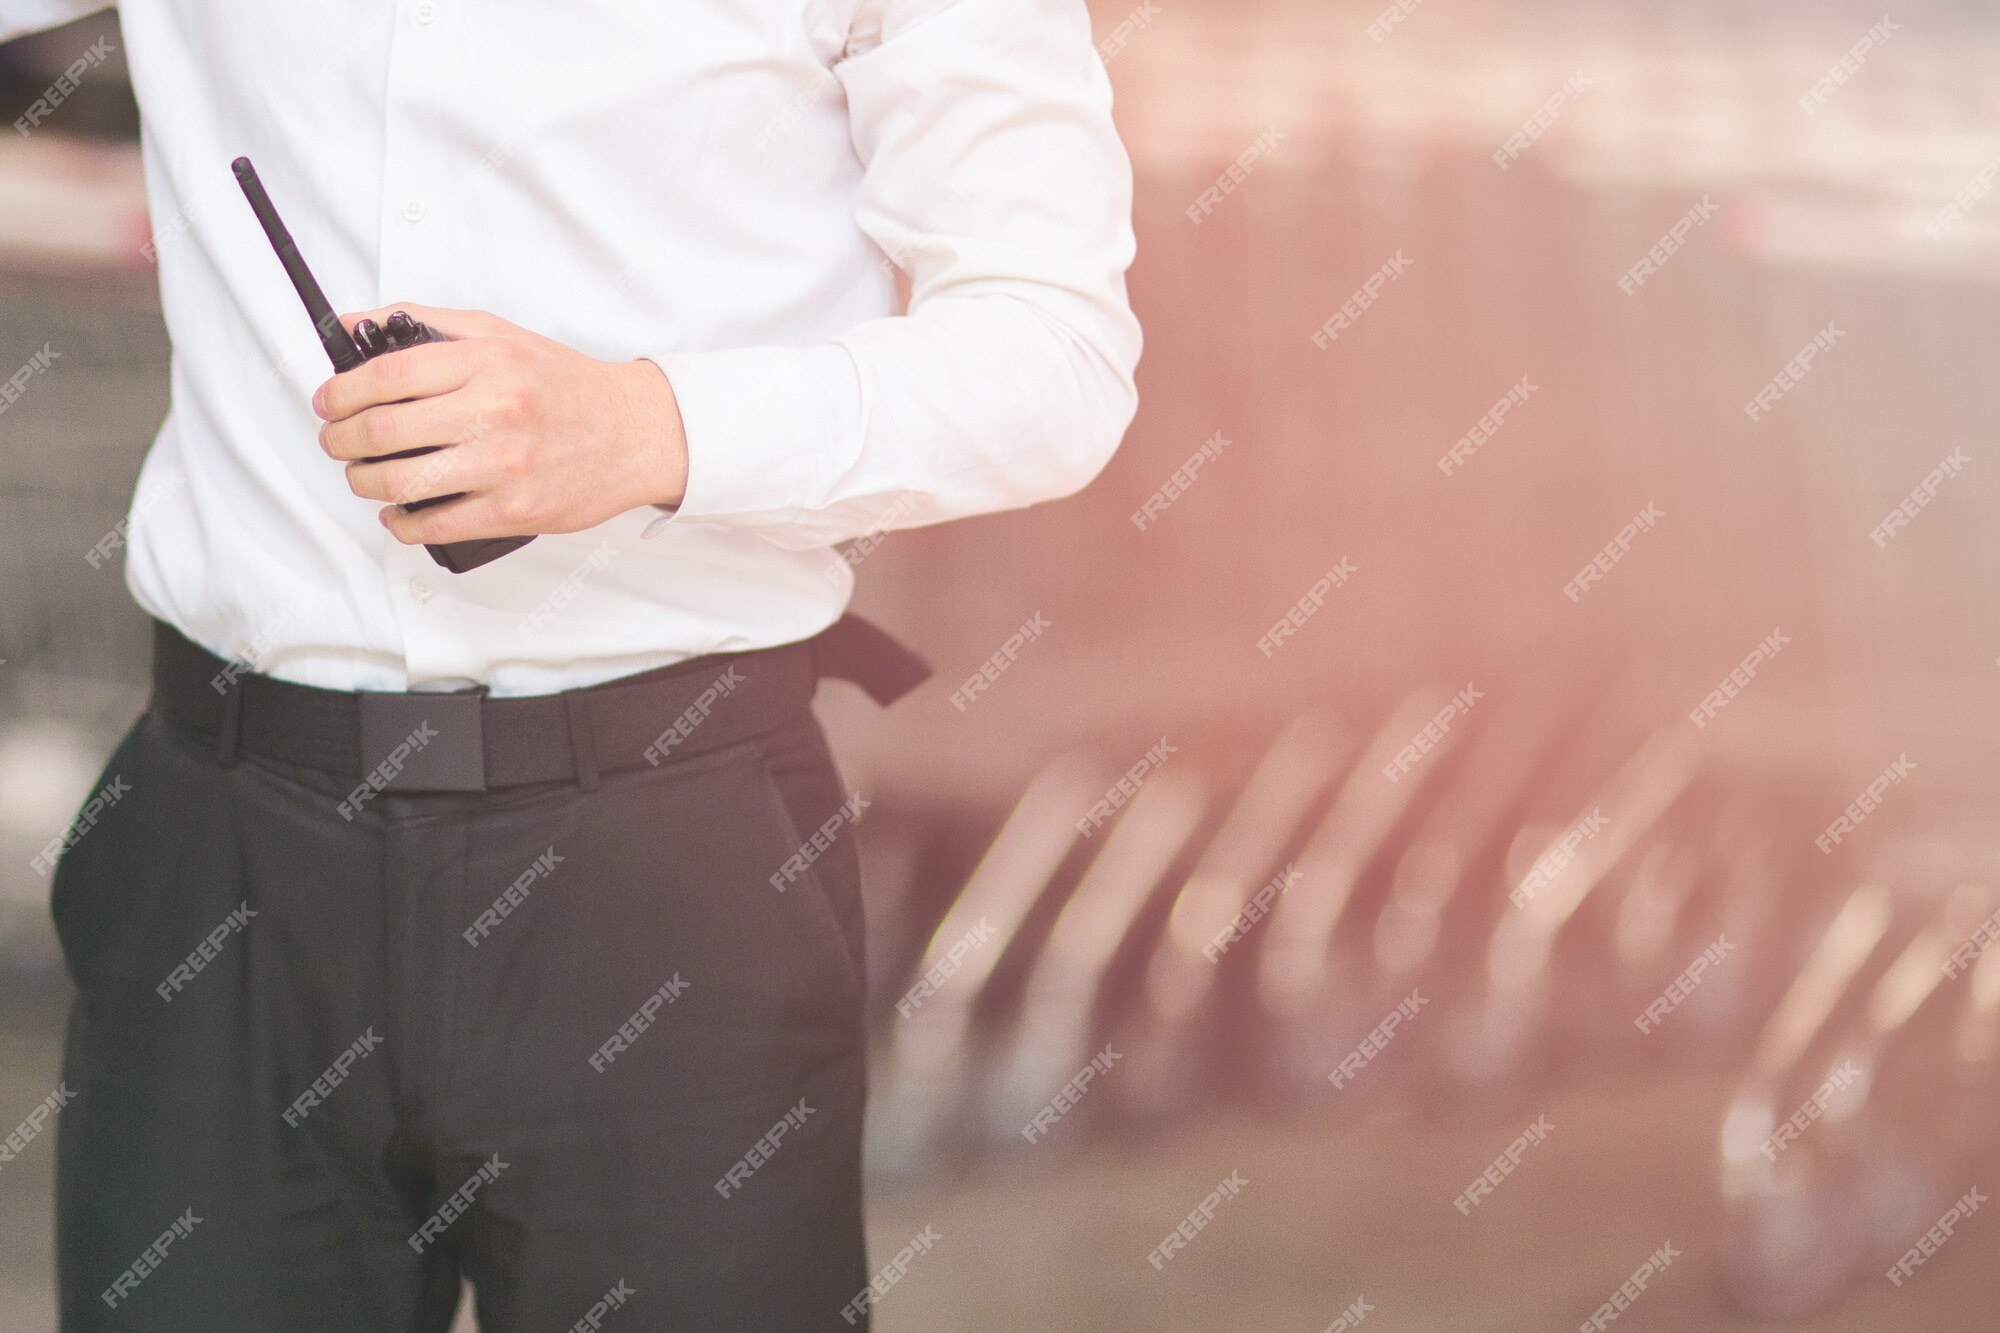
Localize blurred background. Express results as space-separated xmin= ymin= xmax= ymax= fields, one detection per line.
xmin=5 ymin=0 xmax=2000 ymax=1327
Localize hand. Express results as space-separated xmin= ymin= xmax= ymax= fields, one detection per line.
xmin=312 ymin=303 xmax=689 ymax=545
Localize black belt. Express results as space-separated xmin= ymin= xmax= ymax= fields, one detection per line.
xmin=150 ymin=615 xmax=931 ymax=795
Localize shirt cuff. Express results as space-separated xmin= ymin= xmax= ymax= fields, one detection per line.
xmin=644 ymin=343 xmax=863 ymax=525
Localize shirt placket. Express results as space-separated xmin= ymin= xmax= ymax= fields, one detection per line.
xmin=378 ymin=0 xmax=478 ymax=688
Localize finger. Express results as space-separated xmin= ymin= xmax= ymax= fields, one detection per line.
xmin=314 ymin=340 xmax=479 ymax=423
xmin=320 ymin=391 xmax=493 ymax=462
xmin=381 ymin=494 xmax=511 ymax=546
xmin=339 ymin=303 xmax=515 ymax=343
xmin=346 ymin=446 xmax=474 ymax=506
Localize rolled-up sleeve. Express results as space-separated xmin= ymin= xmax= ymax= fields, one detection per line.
xmin=651 ymin=0 xmax=1141 ymax=550
xmin=0 ymin=0 xmax=110 ymax=43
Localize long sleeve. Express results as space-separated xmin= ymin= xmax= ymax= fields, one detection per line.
xmin=651 ymin=0 xmax=1142 ymax=550
xmin=0 ymin=0 xmax=110 ymax=42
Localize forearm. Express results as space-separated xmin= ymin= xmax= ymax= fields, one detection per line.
xmin=654 ymin=287 xmax=1140 ymax=550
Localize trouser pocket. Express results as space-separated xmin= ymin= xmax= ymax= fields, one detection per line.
xmin=47 ymin=713 xmax=197 ymax=994
xmin=750 ymin=714 xmax=869 ymax=1015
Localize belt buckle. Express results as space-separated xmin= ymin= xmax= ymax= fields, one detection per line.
xmin=355 ymin=687 xmax=488 ymax=794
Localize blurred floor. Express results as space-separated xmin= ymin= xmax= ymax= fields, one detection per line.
xmin=5 ymin=982 xmax=1994 ymax=1331
xmin=864 ymin=1089 xmax=1999 ymax=1332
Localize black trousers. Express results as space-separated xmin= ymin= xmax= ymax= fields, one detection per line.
xmin=50 ymin=677 xmax=871 ymax=1329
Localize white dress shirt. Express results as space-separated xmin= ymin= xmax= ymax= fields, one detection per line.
xmin=4 ymin=0 xmax=1140 ymax=695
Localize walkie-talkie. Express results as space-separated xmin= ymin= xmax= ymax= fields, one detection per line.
xmin=232 ymin=157 xmax=535 ymax=574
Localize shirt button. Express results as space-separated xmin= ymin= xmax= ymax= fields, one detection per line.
xmin=414 ymin=1 xmax=439 ymax=23
xmin=401 ymin=198 xmax=427 ymax=223
xmin=409 ymin=576 xmax=435 ymax=602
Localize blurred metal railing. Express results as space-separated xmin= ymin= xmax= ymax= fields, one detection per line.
xmin=854 ymin=679 xmax=2000 ymax=1319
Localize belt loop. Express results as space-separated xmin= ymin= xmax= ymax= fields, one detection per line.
xmin=564 ymin=693 xmax=602 ymax=792
xmin=215 ymin=679 xmax=244 ymax=768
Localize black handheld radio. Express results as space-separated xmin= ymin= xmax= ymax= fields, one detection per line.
xmin=231 ymin=157 xmax=535 ymax=574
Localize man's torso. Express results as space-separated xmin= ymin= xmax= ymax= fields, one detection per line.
xmin=118 ymin=0 xmax=887 ymax=695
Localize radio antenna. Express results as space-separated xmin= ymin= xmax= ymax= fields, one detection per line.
xmin=231 ymin=157 xmax=365 ymax=373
